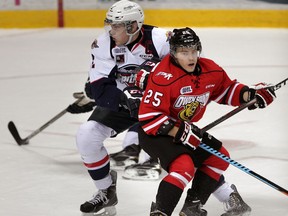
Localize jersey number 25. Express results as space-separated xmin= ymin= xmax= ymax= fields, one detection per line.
xmin=143 ymin=89 xmax=163 ymax=107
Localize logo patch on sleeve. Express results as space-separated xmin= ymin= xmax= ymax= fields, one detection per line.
xmin=91 ymin=39 xmax=99 ymax=49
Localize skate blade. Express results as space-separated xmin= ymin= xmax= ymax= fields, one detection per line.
xmin=82 ymin=206 xmax=116 ymax=216
xmin=221 ymin=210 xmax=251 ymax=216
xmin=110 ymin=159 xmax=137 ymax=170
xmin=122 ymin=168 xmax=160 ymax=181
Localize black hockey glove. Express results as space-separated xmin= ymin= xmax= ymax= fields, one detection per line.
xmin=248 ymin=83 xmax=276 ymax=110
xmin=67 ymin=92 xmax=96 ymax=114
xmin=121 ymin=86 xmax=143 ymax=119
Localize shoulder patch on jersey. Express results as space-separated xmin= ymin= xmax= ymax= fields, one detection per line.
xmin=166 ymin=31 xmax=173 ymax=42
xmin=91 ymin=39 xmax=99 ymax=49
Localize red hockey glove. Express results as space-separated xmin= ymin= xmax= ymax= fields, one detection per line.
xmin=174 ymin=121 xmax=201 ymax=150
xmin=135 ymin=58 xmax=159 ymax=90
xmin=248 ymin=83 xmax=276 ymax=110
xmin=135 ymin=69 xmax=150 ymax=90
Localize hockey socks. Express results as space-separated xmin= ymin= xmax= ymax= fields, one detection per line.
xmin=155 ymin=181 xmax=183 ymax=215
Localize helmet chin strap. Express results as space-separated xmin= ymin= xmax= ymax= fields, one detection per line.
xmin=124 ymin=28 xmax=141 ymax=45
xmin=125 ymin=34 xmax=134 ymax=45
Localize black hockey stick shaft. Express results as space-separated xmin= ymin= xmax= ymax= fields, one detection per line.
xmin=200 ymin=77 xmax=288 ymax=136
xmin=8 ymin=96 xmax=84 ymax=145
xmin=199 ymin=143 xmax=288 ymax=196
xmin=200 ymin=98 xmax=257 ymax=135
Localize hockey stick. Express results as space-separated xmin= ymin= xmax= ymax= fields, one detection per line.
xmin=199 ymin=143 xmax=288 ymax=196
xmin=196 ymin=78 xmax=288 ymax=196
xmin=200 ymin=77 xmax=288 ymax=136
xmin=8 ymin=96 xmax=84 ymax=145
xmin=200 ymin=98 xmax=257 ymax=136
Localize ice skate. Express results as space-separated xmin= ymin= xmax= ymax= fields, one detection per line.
xmin=110 ymin=144 xmax=141 ymax=169
xmin=179 ymin=189 xmax=207 ymax=216
xmin=221 ymin=184 xmax=251 ymax=216
xmin=150 ymin=202 xmax=168 ymax=216
xmin=123 ymin=158 xmax=162 ymax=180
xmin=81 ymin=170 xmax=118 ymax=216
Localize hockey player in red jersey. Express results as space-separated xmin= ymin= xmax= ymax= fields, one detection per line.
xmin=138 ymin=27 xmax=276 ymax=216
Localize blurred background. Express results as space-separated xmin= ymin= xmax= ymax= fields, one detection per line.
xmin=0 ymin=0 xmax=288 ymax=28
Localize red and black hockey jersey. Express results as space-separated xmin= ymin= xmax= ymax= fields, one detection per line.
xmin=138 ymin=54 xmax=248 ymax=135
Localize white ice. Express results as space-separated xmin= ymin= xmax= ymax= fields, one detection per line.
xmin=0 ymin=28 xmax=287 ymax=216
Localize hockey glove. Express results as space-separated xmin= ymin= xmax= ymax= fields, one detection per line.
xmin=135 ymin=69 xmax=150 ymax=90
xmin=174 ymin=121 xmax=201 ymax=150
xmin=248 ymin=83 xmax=276 ymax=110
xmin=67 ymin=92 xmax=96 ymax=114
xmin=121 ymin=86 xmax=143 ymax=119
xmin=135 ymin=58 xmax=160 ymax=90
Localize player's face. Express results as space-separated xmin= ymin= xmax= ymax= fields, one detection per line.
xmin=175 ymin=47 xmax=198 ymax=73
xmin=107 ymin=23 xmax=130 ymax=46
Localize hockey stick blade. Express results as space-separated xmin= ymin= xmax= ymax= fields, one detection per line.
xmin=8 ymin=96 xmax=84 ymax=146
xmin=8 ymin=121 xmax=29 ymax=145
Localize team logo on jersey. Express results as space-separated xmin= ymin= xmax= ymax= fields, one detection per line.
xmin=174 ymin=92 xmax=210 ymax=121
xmin=178 ymin=101 xmax=200 ymax=121
xmin=113 ymin=48 xmax=126 ymax=64
xmin=180 ymin=86 xmax=193 ymax=94
xmin=117 ymin=64 xmax=139 ymax=86
xmin=155 ymin=71 xmax=173 ymax=80
xmin=116 ymin=54 xmax=125 ymax=64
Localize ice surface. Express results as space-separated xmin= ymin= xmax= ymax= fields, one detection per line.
xmin=0 ymin=28 xmax=287 ymax=216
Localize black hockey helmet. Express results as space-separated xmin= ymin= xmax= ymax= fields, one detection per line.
xmin=169 ymin=27 xmax=202 ymax=55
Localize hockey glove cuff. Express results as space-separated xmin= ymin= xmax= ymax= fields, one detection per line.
xmin=248 ymin=83 xmax=276 ymax=110
xmin=121 ymin=86 xmax=143 ymax=119
xmin=201 ymin=132 xmax=222 ymax=150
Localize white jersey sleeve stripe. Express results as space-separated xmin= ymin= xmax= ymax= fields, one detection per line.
xmin=213 ymin=86 xmax=230 ymax=103
xmin=138 ymin=112 xmax=163 ymax=120
xmin=142 ymin=115 xmax=169 ymax=133
xmin=227 ymin=83 xmax=240 ymax=105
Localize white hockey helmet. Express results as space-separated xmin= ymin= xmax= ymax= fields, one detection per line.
xmin=105 ymin=0 xmax=144 ymax=34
